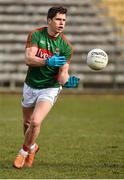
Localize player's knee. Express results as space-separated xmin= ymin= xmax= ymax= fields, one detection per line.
xmin=31 ymin=118 xmax=41 ymax=128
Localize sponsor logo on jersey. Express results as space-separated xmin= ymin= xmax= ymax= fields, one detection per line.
xmin=36 ymin=48 xmax=53 ymax=59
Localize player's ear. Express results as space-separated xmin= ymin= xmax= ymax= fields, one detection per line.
xmin=47 ymin=18 xmax=52 ymax=25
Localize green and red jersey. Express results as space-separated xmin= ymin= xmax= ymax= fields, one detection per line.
xmin=25 ymin=27 xmax=73 ymax=89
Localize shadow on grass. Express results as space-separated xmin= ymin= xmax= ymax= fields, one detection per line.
xmin=0 ymin=160 xmax=124 ymax=179
xmin=1 ymin=159 xmax=124 ymax=170
xmin=38 ymin=161 xmax=124 ymax=169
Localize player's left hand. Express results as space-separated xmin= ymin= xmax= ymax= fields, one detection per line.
xmin=46 ymin=55 xmax=66 ymax=67
xmin=63 ymin=76 xmax=80 ymax=88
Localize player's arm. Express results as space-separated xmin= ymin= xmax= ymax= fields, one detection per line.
xmin=57 ymin=35 xmax=79 ymax=87
xmin=25 ymin=46 xmax=47 ymax=66
xmin=58 ymin=63 xmax=80 ymax=88
xmin=57 ymin=63 xmax=70 ymax=85
xmin=25 ymin=47 xmax=66 ymax=67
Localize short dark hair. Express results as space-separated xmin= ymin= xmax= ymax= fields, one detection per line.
xmin=47 ymin=6 xmax=67 ymax=20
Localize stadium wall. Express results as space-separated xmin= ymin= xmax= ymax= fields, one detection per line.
xmin=0 ymin=0 xmax=124 ymax=93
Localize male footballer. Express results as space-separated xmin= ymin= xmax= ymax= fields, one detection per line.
xmin=13 ymin=6 xmax=79 ymax=169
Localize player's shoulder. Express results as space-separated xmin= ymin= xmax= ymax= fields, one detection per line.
xmin=60 ymin=33 xmax=73 ymax=50
xmin=61 ymin=33 xmax=69 ymax=42
xmin=28 ymin=26 xmax=47 ymax=36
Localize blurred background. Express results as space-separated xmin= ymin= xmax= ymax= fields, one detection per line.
xmin=0 ymin=0 xmax=124 ymax=93
xmin=0 ymin=1 xmax=124 ymax=178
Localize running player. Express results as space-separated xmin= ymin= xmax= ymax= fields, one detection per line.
xmin=13 ymin=6 xmax=80 ymax=169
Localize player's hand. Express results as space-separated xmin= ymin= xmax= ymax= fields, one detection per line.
xmin=63 ymin=76 xmax=80 ymax=88
xmin=46 ymin=55 xmax=66 ymax=67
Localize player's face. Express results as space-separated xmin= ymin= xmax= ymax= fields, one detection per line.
xmin=48 ymin=13 xmax=66 ymax=36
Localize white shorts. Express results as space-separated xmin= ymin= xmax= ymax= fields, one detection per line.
xmin=21 ymin=83 xmax=62 ymax=108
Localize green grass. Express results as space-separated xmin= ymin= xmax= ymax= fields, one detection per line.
xmin=0 ymin=94 xmax=124 ymax=179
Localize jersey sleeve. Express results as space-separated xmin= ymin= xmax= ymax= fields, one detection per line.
xmin=61 ymin=34 xmax=73 ymax=64
xmin=64 ymin=44 xmax=73 ymax=64
xmin=25 ymin=30 xmax=40 ymax=48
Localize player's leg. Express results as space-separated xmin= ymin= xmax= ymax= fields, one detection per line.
xmin=23 ymin=86 xmax=62 ymax=149
xmin=21 ymin=83 xmax=36 ymax=134
xmin=13 ymin=107 xmax=35 ymax=169
xmin=13 ymin=86 xmax=62 ymax=168
xmin=22 ymin=106 xmax=39 ymax=167
xmin=13 ymin=83 xmax=36 ymax=169
xmin=24 ymin=100 xmax=52 ymax=167
xmin=24 ymin=100 xmax=52 ymax=148
xmin=22 ymin=86 xmax=37 ymax=155
xmin=23 ymin=106 xmax=34 ymax=134
xmin=13 ymin=100 xmax=52 ymax=168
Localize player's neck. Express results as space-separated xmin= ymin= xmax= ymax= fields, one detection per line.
xmin=47 ymin=28 xmax=60 ymax=38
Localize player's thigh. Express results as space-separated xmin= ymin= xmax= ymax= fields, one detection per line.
xmin=31 ymin=100 xmax=52 ymax=126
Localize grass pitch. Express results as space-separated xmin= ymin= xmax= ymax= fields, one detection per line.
xmin=0 ymin=94 xmax=124 ymax=179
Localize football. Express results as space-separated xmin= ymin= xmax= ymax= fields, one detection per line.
xmin=87 ymin=48 xmax=108 ymax=70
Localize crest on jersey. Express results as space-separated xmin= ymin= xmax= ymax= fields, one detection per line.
xmin=55 ymin=48 xmax=60 ymax=56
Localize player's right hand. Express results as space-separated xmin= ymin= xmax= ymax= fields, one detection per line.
xmin=46 ymin=55 xmax=66 ymax=67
